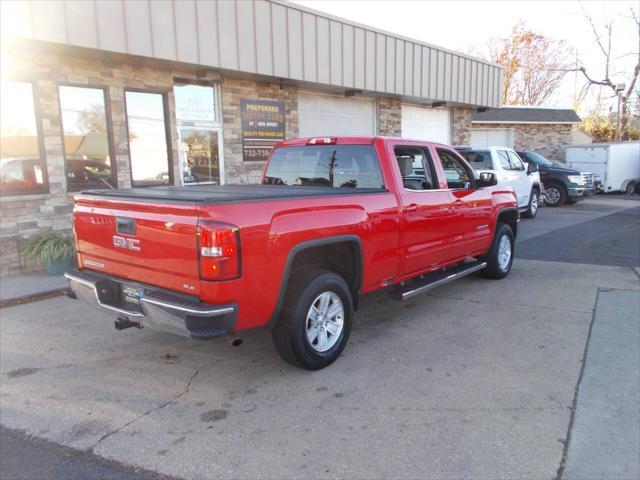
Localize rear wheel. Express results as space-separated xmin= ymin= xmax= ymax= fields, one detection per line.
xmin=481 ymin=223 xmax=514 ymax=279
xmin=545 ymin=183 xmax=566 ymax=207
xmin=626 ymin=181 xmax=637 ymax=195
xmin=521 ymin=188 xmax=540 ymax=218
xmin=272 ymin=269 xmax=353 ymax=370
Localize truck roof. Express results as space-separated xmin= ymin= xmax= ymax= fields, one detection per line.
xmin=276 ymin=136 xmax=453 ymax=148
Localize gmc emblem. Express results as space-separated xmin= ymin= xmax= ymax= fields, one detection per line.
xmin=112 ymin=235 xmax=141 ymax=252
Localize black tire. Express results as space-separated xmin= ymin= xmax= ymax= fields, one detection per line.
xmin=521 ymin=188 xmax=540 ymax=218
xmin=272 ymin=269 xmax=353 ymax=370
xmin=545 ymin=182 xmax=566 ymax=207
xmin=626 ymin=181 xmax=637 ymax=195
xmin=481 ymin=223 xmax=515 ymax=279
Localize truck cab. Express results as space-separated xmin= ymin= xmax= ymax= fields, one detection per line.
xmin=455 ymin=146 xmax=542 ymax=218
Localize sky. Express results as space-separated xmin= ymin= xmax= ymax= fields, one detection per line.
xmin=294 ymin=0 xmax=639 ymax=115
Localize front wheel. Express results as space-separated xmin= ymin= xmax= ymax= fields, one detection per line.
xmin=481 ymin=223 xmax=515 ymax=279
xmin=521 ymin=189 xmax=540 ymax=218
xmin=545 ymin=183 xmax=566 ymax=207
xmin=272 ymin=269 xmax=353 ymax=370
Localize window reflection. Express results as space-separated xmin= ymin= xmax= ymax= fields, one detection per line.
xmin=59 ymin=85 xmax=114 ymax=190
xmin=125 ymin=91 xmax=171 ymax=187
xmin=0 ymin=81 xmax=46 ymax=195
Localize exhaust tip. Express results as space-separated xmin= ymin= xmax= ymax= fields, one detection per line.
xmin=231 ymin=337 xmax=243 ymax=347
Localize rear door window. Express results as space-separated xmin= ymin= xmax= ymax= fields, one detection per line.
xmin=459 ymin=150 xmax=493 ymax=169
xmin=263 ymin=145 xmax=385 ymax=189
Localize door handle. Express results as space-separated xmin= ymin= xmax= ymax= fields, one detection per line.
xmin=404 ymin=203 xmax=419 ymax=212
xmin=453 ymin=199 xmax=464 ymax=207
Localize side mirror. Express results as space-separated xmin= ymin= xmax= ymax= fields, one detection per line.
xmin=527 ymin=162 xmax=539 ymax=174
xmin=477 ymin=172 xmax=497 ymax=187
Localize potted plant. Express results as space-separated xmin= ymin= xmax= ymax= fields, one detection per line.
xmin=24 ymin=232 xmax=75 ymax=276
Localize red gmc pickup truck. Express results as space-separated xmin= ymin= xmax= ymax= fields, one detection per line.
xmin=66 ymin=137 xmax=519 ymax=370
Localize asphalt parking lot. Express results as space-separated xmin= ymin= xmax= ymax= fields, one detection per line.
xmin=1 ymin=195 xmax=639 ymax=480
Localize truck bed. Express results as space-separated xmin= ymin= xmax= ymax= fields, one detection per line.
xmin=78 ymin=184 xmax=385 ymax=204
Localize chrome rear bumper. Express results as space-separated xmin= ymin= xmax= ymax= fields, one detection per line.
xmin=64 ymin=269 xmax=237 ymax=339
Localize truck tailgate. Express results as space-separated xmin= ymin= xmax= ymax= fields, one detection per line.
xmin=74 ymin=195 xmax=202 ymax=295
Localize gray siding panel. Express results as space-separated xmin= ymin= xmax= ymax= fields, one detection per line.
xmin=386 ymin=37 xmax=395 ymax=94
xmin=271 ymin=3 xmax=288 ymax=77
xmin=329 ymin=21 xmax=342 ymax=85
xmin=375 ymin=33 xmax=385 ymax=92
xmin=354 ymin=28 xmax=365 ymax=90
xmin=254 ymin=0 xmax=272 ymax=75
xmin=342 ymin=24 xmax=354 ymax=88
xmin=32 ymin=0 xmax=66 ymax=44
xmin=316 ymin=17 xmax=330 ymax=84
xmin=95 ymin=0 xmax=127 ymax=52
xmin=364 ymin=31 xmax=376 ymax=91
xmin=64 ymin=1 xmax=98 ymax=49
xmin=412 ymin=44 xmax=421 ymax=97
xmin=174 ymin=0 xmax=199 ymax=63
xmin=302 ymin=12 xmax=317 ymax=82
xmin=196 ymin=0 xmax=219 ymax=68
xmin=237 ymin=0 xmax=257 ymax=73
xmin=217 ymin=0 xmax=238 ymax=70
xmin=287 ymin=8 xmax=303 ymax=80
xmin=21 ymin=0 xmax=502 ymax=107
xmin=123 ymin=0 xmax=152 ymax=57
xmin=150 ymin=0 xmax=176 ymax=61
xmin=395 ymin=39 xmax=404 ymax=95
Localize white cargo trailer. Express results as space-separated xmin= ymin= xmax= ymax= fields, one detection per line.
xmin=565 ymin=142 xmax=640 ymax=193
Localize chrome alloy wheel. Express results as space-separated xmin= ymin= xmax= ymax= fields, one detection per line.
xmin=546 ymin=187 xmax=561 ymax=205
xmin=530 ymin=192 xmax=539 ymax=214
xmin=497 ymin=234 xmax=512 ymax=271
xmin=305 ymin=291 xmax=344 ymax=352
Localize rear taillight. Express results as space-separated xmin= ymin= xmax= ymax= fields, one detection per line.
xmin=198 ymin=221 xmax=241 ymax=281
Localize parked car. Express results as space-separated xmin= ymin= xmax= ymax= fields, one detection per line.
xmin=455 ymin=146 xmax=542 ymax=218
xmin=65 ymin=137 xmax=519 ymax=370
xmin=516 ymin=150 xmax=595 ymax=207
xmin=566 ymin=142 xmax=640 ymax=194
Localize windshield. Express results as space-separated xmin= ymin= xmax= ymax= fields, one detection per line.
xmin=519 ymin=151 xmax=554 ymax=166
xmin=263 ymin=145 xmax=385 ymax=189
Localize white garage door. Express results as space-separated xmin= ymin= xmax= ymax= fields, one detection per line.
xmin=298 ymin=93 xmax=375 ymax=137
xmin=401 ymin=105 xmax=450 ymax=144
xmin=471 ymin=128 xmax=513 ymax=147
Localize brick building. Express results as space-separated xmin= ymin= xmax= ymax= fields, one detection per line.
xmin=0 ymin=0 xmax=502 ymax=276
xmin=470 ymin=107 xmax=582 ymax=161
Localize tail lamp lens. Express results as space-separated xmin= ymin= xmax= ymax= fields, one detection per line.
xmin=198 ymin=221 xmax=240 ymax=281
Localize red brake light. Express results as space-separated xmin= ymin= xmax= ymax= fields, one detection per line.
xmin=307 ymin=137 xmax=337 ymax=145
xmin=198 ymin=221 xmax=241 ymax=281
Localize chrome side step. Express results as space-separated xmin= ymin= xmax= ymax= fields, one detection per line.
xmin=389 ymin=260 xmax=487 ymax=301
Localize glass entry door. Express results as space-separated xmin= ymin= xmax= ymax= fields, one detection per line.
xmin=178 ymin=127 xmax=221 ymax=185
xmin=173 ymin=84 xmax=223 ymax=185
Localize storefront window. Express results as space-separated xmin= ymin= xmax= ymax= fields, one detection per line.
xmin=0 ymin=81 xmax=46 ymax=195
xmin=125 ymin=91 xmax=171 ymax=187
xmin=59 ymin=85 xmax=114 ymax=191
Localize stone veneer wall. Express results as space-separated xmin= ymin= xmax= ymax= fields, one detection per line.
xmin=0 ymin=51 xmax=299 ymax=276
xmin=377 ymin=98 xmax=401 ymax=136
xmin=451 ymin=108 xmax=474 ymax=146
xmin=472 ymin=123 xmax=573 ymax=161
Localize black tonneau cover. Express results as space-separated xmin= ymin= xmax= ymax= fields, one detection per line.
xmin=78 ymin=184 xmax=385 ymax=204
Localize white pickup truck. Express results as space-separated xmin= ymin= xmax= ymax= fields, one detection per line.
xmin=455 ymin=146 xmax=542 ymax=218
